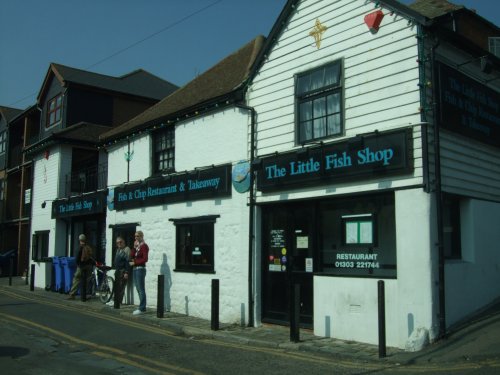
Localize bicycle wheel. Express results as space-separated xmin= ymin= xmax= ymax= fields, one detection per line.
xmin=98 ymin=276 xmax=114 ymax=303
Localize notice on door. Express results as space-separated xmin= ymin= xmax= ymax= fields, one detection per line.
xmin=270 ymin=229 xmax=285 ymax=248
xmin=305 ymin=257 xmax=313 ymax=272
xmin=296 ymin=236 xmax=309 ymax=249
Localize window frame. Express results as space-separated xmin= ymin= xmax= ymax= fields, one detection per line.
xmin=46 ymin=94 xmax=63 ymax=128
xmin=489 ymin=37 xmax=500 ymax=58
xmin=0 ymin=131 xmax=6 ymax=154
xmin=153 ymin=126 xmax=175 ymax=175
xmin=171 ymin=215 xmax=219 ymax=273
xmin=32 ymin=230 xmax=50 ymax=262
xmin=295 ymin=60 xmax=344 ymax=145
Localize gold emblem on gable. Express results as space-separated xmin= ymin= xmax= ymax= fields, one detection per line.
xmin=309 ymin=18 xmax=327 ymax=49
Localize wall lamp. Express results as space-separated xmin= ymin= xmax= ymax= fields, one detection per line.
xmin=41 ymin=200 xmax=55 ymax=209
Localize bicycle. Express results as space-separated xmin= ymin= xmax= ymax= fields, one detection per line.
xmin=89 ymin=261 xmax=114 ymax=303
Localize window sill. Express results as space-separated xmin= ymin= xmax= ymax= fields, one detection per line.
xmin=174 ymin=268 xmax=215 ymax=274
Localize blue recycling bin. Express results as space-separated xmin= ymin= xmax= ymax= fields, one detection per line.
xmin=61 ymin=257 xmax=77 ymax=294
xmin=52 ymin=256 xmax=64 ymax=292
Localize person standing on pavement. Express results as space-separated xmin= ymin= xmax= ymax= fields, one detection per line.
xmin=130 ymin=231 xmax=148 ymax=315
xmin=68 ymin=234 xmax=93 ymax=300
xmin=111 ymin=236 xmax=131 ymax=306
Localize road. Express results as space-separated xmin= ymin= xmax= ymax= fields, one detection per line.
xmin=1 ymin=287 xmax=500 ymax=374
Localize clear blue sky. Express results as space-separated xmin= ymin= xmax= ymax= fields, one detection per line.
xmin=1 ymin=0 xmax=498 ymax=110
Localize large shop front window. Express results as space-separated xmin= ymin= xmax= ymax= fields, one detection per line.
xmin=320 ymin=193 xmax=396 ymax=278
xmin=296 ymin=60 xmax=342 ymax=144
xmin=153 ymin=127 xmax=175 ymax=174
xmin=173 ymin=216 xmax=218 ymax=273
xmin=47 ymin=94 xmax=62 ymax=128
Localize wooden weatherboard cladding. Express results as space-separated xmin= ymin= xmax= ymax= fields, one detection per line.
xmin=256 ymin=128 xmax=413 ymax=192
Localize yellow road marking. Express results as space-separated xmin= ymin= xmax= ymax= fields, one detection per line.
xmin=2 ymin=287 xmax=500 ymax=373
xmin=0 ymin=312 xmax=203 ymax=375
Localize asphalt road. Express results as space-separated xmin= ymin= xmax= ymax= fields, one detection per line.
xmin=1 ymin=287 xmax=500 ymax=374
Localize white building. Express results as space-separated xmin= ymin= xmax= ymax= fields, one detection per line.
xmin=27 ymin=63 xmax=177 ymax=290
xmin=246 ymin=0 xmax=500 ymax=349
xmin=100 ymin=36 xmax=264 ymax=324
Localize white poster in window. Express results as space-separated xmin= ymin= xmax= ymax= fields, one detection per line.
xmin=345 ymin=222 xmax=358 ymax=244
xmin=296 ymin=236 xmax=309 ymax=249
xmin=359 ymin=222 xmax=373 ymax=244
xmin=305 ymin=258 xmax=313 ymax=272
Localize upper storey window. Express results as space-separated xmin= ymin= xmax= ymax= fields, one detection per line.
xmin=47 ymin=94 xmax=62 ymax=128
xmin=296 ymin=60 xmax=343 ymax=144
xmin=489 ymin=37 xmax=500 ymax=58
xmin=0 ymin=131 xmax=6 ymax=154
xmin=153 ymin=127 xmax=175 ymax=174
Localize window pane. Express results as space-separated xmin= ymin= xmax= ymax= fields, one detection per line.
xmin=313 ymin=97 xmax=326 ymax=118
xmin=310 ymin=69 xmax=325 ymax=91
xmin=300 ymin=102 xmax=312 ymax=121
xmin=327 ymin=93 xmax=340 ymax=114
xmin=324 ymin=63 xmax=340 ymax=86
xmin=297 ymin=75 xmax=310 ymax=95
xmin=299 ymin=120 xmax=313 ymax=143
xmin=327 ymin=114 xmax=341 ymax=135
xmin=313 ymin=117 xmax=326 ymax=138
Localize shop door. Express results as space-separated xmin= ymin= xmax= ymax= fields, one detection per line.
xmin=262 ymin=204 xmax=315 ymax=327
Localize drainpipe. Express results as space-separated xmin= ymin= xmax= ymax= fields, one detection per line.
xmin=236 ymin=103 xmax=256 ymax=328
xmin=430 ymin=41 xmax=446 ymax=339
xmin=417 ymin=23 xmax=446 ymax=339
xmin=421 ymin=24 xmax=446 ymax=338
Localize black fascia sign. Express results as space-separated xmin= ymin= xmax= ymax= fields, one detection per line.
xmin=114 ymin=164 xmax=231 ymax=211
xmin=256 ymin=128 xmax=413 ymax=192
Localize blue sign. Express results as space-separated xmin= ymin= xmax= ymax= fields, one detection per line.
xmin=232 ymin=161 xmax=251 ymax=193
xmin=256 ymin=128 xmax=412 ymax=192
xmin=52 ymin=191 xmax=107 ymax=218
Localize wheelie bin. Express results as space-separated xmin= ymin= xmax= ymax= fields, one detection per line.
xmin=52 ymin=256 xmax=64 ymax=292
xmin=61 ymin=257 xmax=77 ymax=293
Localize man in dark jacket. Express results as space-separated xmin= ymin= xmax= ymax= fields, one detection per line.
xmin=67 ymin=234 xmax=93 ymax=299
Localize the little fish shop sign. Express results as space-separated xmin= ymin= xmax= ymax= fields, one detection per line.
xmin=256 ymin=128 xmax=413 ymax=191
xmin=113 ymin=164 xmax=231 ymax=210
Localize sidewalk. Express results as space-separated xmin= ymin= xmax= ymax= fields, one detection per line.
xmin=2 ymin=276 xmax=500 ymax=367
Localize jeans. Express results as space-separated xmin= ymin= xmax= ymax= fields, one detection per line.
xmin=133 ymin=267 xmax=146 ymax=311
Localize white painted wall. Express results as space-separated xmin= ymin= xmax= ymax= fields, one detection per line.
xmin=30 ymin=146 xmax=66 ymax=288
xmin=446 ymin=199 xmax=500 ymax=326
xmin=106 ymin=107 xmax=251 ymax=325
xmin=314 ymin=189 xmax=437 ymax=348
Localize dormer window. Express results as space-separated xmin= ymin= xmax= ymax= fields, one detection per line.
xmin=489 ymin=37 xmax=500 ymax=58
xmin=47 ymin=94 xmax=62 ymax=127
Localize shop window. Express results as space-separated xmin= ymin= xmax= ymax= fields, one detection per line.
xmin=32 ymin=231 xmax=49 ymax=261
xmin=442 ymin=194 xmax=461 ymax=259
xmin=153 ymin=127 xmax=175 ymax=174
xmin=47 ymin=94 xmax=62 ymax=128
xmin=0 ymin=131 xmax=6 ymax=154
xmin=296 ymin=60 xmax=343 ymax=144
xmin=172 ymin=215 xmax=218 ymax=273
xmin=320 ymin=193 xmax=396 ymax=278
